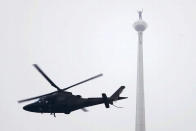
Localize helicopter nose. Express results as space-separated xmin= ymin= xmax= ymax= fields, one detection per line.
xmin=23 ymin=103 xmax=44 ymax=112
xmin=23 ymin=105 xmax=31 ymax=111
xmin=23 ymin=103 xmax=37 ymax=112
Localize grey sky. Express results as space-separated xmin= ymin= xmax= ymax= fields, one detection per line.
xmin=0 ymin=0 xmax=196 ymax=131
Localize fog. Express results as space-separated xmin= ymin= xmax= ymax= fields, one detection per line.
xmin=0 ymin=0 xmax=196 ymax=131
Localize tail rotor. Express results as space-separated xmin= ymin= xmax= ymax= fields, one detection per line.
xmin=102 ymin=86 xmax=127 ymax=109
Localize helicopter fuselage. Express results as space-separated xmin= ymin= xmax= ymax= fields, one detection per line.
xmin=23 ymin=92 xmax=104 ymax=114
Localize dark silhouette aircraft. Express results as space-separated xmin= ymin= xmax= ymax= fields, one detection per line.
xmin=18 ymin=64 xmax=127 ymax=117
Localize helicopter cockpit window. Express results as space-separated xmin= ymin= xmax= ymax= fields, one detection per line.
xmin=38 ymin=98 xmax=44 ymax=103
xmin=38 ymin=98 xmax=49 ymax=104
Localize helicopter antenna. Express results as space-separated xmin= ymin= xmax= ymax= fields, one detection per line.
xmin=111 ymin=104 xmax=123 ymax=108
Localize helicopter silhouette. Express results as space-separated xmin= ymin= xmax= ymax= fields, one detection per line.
xmin=18 ymin=64 xmax=127 ymax=117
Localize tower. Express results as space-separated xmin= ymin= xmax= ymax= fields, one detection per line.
xmin=133 ymin=11 xmax=147 ymax=131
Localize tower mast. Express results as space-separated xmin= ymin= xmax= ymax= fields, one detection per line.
xmin=133 ymin=11 xmax=147 ymax=131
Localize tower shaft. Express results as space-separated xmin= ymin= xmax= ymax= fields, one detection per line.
xmin=135 ymin=32 xmax=145 ymax=131
xmin=133 ymin=11 xmax=147 ymax=131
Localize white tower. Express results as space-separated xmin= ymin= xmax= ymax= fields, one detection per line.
xmin=133 ymin=11 xmax=147 ymax=131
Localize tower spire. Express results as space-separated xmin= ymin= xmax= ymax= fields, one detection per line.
xmin=138 ymin=10 xmax=143 ymax=20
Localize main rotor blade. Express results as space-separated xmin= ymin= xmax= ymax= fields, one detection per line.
xmin=18 ymin=92 xmax=54 ymax=103
xmin=62 ymin=73 xmax=103 ymax=91
xmin=33 ymin=64 xmax=61 ymax=91
xmin=81 ymin=108 xmax=88 ymax=112
xmin=18 ymin=73 xmax=103 ymax=103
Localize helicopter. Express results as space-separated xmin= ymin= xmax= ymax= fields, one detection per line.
xmin=18 ymin=64 xmax=127 ymax=117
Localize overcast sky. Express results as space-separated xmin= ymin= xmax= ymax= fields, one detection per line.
xmin=0 ymin=0 xmax=196 ymax=131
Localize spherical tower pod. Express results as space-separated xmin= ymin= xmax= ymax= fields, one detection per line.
xmin=133 ymin=11 xmax=147 ymax=32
